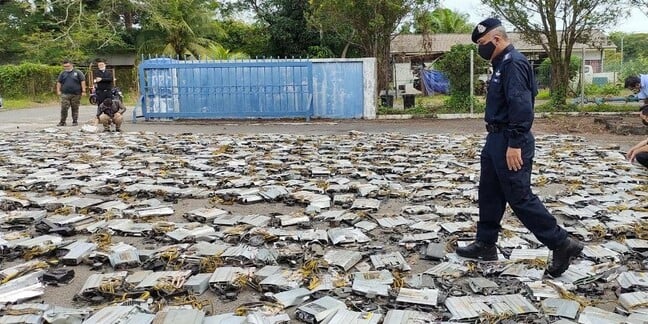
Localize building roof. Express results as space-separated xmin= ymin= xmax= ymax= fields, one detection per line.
xmin=100 ymin=54 xmax=137 ymax=66
xmin=390 ymin=32 xmax=616 ymax=56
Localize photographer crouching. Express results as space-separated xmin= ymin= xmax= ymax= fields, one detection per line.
xmin=97 ymin=98 xmax=127 ymax=132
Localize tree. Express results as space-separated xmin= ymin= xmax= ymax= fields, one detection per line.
xmin=0 ymin=1 xmax=32 ymax=63
xmin=241 ymin=0 xmax=320 ymax=57
xmin=630 ymin=0 xmax=648 ymax=16
xmin=205 ymin=44 xmax=250 ymax=60
xmin=481 ymin=0 xmax=628 ymax=108
xmin=436 ymin=44 xmax=489 ymax=111
xmin=609 ymin=32 xmax=648 ymax=62
xmin=537 ymin=56 xmax=581 ymax=90
xmin=105 ymin=0 xmax=143 ymax=32
xmin=398 ymin=22 xmax=415 ymax=34
xmin=215 ymin=20 xmax=270 ymax=58
xmin=136 ymin=0 xmax=220 ymax=59
xmin=0 ymin=0 xmax=129 ymax=64
xmin=310 ymin=0 xmax=437 ymax=92
xmin=413 ymin=8 xmax=472 ymax=34
xmin=618 ymin=56 xmax=648 ymax=80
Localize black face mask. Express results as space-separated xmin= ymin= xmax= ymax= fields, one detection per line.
xmin=478 ymin=41 xmax=496 ymax=61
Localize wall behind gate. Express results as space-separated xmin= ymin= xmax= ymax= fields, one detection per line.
xmin=311 ymin=58 xmax=376 ymax=119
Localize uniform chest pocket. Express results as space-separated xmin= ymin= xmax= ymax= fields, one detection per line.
xmin=487 ymin=78 xmax=504 ymax=101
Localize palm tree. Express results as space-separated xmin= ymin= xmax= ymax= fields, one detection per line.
xmin=206 ymin=44 xmax=249 ymax=60
xmin=414 ymin=8 xmax=472 ymax=34
xmin=136 ymin=0 xmax=219 ymax=59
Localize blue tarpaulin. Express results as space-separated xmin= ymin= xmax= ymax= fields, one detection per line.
xmin=420 ymin=69 xmax=449 ymax=95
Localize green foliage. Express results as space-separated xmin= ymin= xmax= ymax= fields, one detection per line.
xmin=398 ymin=22 xmax=415 ymax=34
xmin=618 ymin=56 xmax=648 ymax=80
xmin=114 ymin=68 xmax=138 ymax=93
xmin=535 ymin=102 xmax=579 ymax=112
xmin=413 ymin=8 xmax=472 ymax=33
xmin=537 ymin=89 xmax=551 ymax=100
xmin=602 ymin=49 xmax=622 ymax=73
xmin=584 ymin=83 xmax=622 ymax=96
xmin=244 ymin=0 xmax=320 ymax=57
xmin=378 ymin=104 xmax=436 ymax=116
xmin=0 ymin=63 xmax=62 ymax=99
xmin=0 ymin=2 xmax=32 ymax=63
xmin=436 ymin=44 xmax=486 ymax=93
xmin=137 ymin=0 xmax=220 ymax=58
xmin=443 ymin=95 xmax=485 ymax=113
xmin=0 ymin=0 xmax=131 ymax=65
xmin=609 ymin=32 xmax=648 ymax=62
xmin=377 ymin=94 xmax=486 ymax=115
xmin=205 ymin=44 xmax=250 ymax=60
xmin=307 ymin=46 xmax=336 ymax=58
xmin=309 ymin=0 xmax=435 ymax=91
xmin=215 ymin=20 xmax=270 ymax=58
xmin=377 ymin=98 xmax=638 ymax=115
xmin=537 ymin=56 xmax=581 ymax=88
xmin=435 ymin=44 xmax=488 ymax=111
xmin=2 ymin=97 xmax=59 ymax=110
xmin=578 ymin=104 xmax=639 ymax=112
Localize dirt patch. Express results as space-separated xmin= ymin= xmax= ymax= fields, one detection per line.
xmin=534 ymin=116 xmax=611 ymax=135
xmin=532 ymin=115 xmax=646 ymax=149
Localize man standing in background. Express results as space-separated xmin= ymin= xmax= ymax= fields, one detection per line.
xmin=56 ymin=60 xmax=86 ymax=126
xmin=93 ymin=59 xmax=114 ymax=112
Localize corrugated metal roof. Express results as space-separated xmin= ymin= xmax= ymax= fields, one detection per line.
xmin=391 ymin=32 xmax=616 ymax=56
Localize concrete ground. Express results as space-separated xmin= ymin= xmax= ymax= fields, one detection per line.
xmin=0 ymin=105 xmax=644 ymax=150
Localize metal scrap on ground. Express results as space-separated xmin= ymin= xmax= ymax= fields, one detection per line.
xmin=0 ymin=130 xmax=646 ymax=323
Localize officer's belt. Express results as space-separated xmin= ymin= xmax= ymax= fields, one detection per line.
xmin=486 ymin=124 xmax=506 ymax=133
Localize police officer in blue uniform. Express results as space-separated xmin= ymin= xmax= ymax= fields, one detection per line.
xmin=456 ymin=18 xmax=583 ymax=278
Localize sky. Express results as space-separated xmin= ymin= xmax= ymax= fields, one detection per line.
xmin=442 ymin=0 xmax=648 ymax=34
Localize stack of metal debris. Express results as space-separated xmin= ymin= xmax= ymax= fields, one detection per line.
xmin=0 ymin=131 xmax=646 ymax=323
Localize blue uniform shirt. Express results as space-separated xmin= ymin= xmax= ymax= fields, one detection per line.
xmin=637 ymin=74 xmax=648 ymax=100
xmin=485 ymin=44 xmax=538 ymax=148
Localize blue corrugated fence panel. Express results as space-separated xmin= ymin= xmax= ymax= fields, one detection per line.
xmin=139 ymin=58 xmax=364 ymax=119
xmin=139 ymin=59 xmax=313 ymax=119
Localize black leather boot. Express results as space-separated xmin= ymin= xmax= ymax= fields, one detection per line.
xmin=547 ymin=237 xmax=583 ymax=277
xmin=456 ymin=241 xmax=498 ymax=261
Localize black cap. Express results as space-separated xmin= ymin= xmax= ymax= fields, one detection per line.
xmin=472 ymin=18 xmax=502 ymax=43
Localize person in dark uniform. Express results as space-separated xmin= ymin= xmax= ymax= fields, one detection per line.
xmin=93 ymin=59 xmax=114 ymax=116
xmin=456 ymin=18 xmax=583 ymax=278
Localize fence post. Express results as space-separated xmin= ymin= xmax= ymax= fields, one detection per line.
xmin=581 ymin=46 xmax=585 ymax=109
xmin=470 ymin=49 xmax=474 ymax=114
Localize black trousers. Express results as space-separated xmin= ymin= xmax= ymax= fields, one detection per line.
xmin=476 ymin=132 xmax=568 ymax=250
xmin=96 ymin=89 xmax=111 ymax=105
xmin=637 ymin=152 xmax=648 ymax=168
xmin=95 ymin=89 xmax=111 ymax=116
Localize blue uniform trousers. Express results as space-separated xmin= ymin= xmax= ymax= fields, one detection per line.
xmin=476 ymin=132 xmax=567 ymax=250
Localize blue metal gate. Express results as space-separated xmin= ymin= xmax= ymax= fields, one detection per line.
xmin=139 ymin=58 xmax=314 ymax=119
